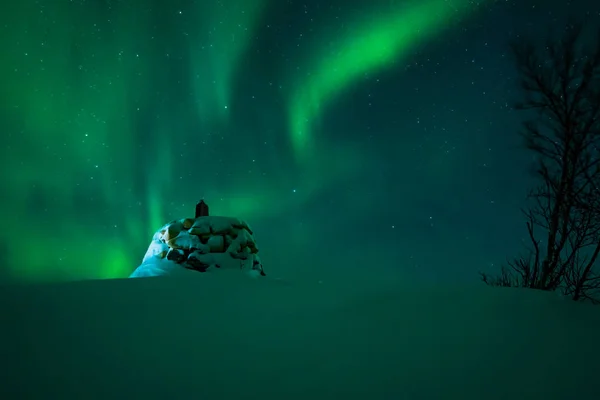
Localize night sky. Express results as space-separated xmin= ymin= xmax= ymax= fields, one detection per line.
xmin=1 ymin=0 xmax=598 ymax=284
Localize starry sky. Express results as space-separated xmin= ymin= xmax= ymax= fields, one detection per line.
xmin=0 ymin=0 xmax=598 ymax=285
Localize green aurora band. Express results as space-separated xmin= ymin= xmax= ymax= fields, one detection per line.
xmin=188 ymin=0 xmax=267 ymax=124
xmin=287 ymin=0 xmax=487 ymax=160
xmin=0 ymin=0 xmax=486 ymax=282
xmin=0 ymin=0 xmax=267 ymax=281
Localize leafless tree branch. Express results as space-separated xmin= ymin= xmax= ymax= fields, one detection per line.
xmin=480 ymin=20 xmax=600 ymax=303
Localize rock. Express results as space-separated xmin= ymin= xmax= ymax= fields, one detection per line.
xmin=199 ymin=235 xmax=210 ymax=244
xmin=227 ymin=229 xmax=258 ymax=255
xmin=226 ymin=240 xmax=240 ymax=254
xmin=190 ymin=218 xmax=211 ymax=235
xmin=185 ymin=259 xmax=208 ymax=272
xmin=252 ymin=254 xmax=265 ymax=276
xmin=168 ymin=231 xmax=201 ymax=250
xmin=196 ymin=243 xmax=211 ymax=254
xmin=131 ymin=214 xmax=264 ymax=277
xmin=224 ymin=235 xmax=233 ymax=248
xmin=207 ymin=235 xmax=225 ymax=252
xmin=186 ymin=251 xmax=216 ymax=272
xmin=210 ymin=218 xmax=232 ymax=234
xmin=151 ymin=230 xmax=164 ymax=243
xmin=166 ymin=248 xmax=186 ymax=263
xmin=248 ymin=240 xmax=258 ymax=253
xmin=142 ymin=240 xmax=170 ymax=263
xmin=163 ymin=221 xmax=184 ymax=242
xmin=228 ymin=243 xmax=250 ymax=260
xmin=232 ymin=220 xmax=253 ymax=235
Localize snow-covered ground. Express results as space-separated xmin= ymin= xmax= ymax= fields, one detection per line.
xmin=0 ymin=272 xmax=598 ymax=399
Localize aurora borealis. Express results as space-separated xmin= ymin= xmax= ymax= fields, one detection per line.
xmin=287 ymin=0 xmax=486 ymax=159
xmin=0 ymin=0 xmax=596 ymax=283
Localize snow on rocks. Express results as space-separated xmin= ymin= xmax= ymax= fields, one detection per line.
xmin=131 ymin=216 xmax=265 ymax=277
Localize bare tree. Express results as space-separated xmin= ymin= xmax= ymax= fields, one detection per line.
xmin=480 ymin=21 xmax=600 ymax=303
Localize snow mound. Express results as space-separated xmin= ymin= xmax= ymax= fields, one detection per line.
xmin=0 ymin=277 xmax=598 ymax=399
xmin=131 ymin=216 xmax=264 ymax=277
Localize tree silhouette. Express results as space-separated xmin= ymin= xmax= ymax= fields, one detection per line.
xmin=481 ymin=21 xmax=600 ymax=303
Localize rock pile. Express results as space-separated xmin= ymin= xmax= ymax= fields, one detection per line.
xmin=135 ymin=216 xmax=264 ymax=276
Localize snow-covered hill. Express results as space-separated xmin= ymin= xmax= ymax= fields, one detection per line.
xmin=0 ymin=272 xmax=598 ymax=399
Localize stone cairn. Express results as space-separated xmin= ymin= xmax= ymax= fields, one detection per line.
xmin=141 ymin=200 xmax=265 ymax=275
